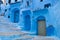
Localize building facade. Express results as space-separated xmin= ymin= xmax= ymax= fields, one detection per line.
xmin=1 ymin=0 xmax=60 ymax=38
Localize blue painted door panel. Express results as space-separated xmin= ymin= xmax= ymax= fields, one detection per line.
xmin=24 ymin=15 xmax=31 ymax=31
xmin=14 ymin=10 xmax=19 ymax=23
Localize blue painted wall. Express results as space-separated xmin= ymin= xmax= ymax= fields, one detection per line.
xmin=5 ymin=2 xmax=21 ymax=23
xmin=31 ymin=0 xmax=59 ymax=10
xmin=48 ymin=0 xmax=60 ymax=38
xmin=3 ymin=0 xmax=60 ymax=38
xmin=31 ymin=9 xmax=51 ymax=35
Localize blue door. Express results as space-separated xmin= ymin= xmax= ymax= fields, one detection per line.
xmin=24 ymin=15 xmax=31 ymax=31
xmin=14 ymin=9 xmax=19 ymax=23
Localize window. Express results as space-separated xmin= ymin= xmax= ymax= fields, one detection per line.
xmin=5 ymin=9 xmax=7 ymax=12
xmin=8 ymin=0 xmax=11 ymax=4
xmin=40 ymin=0 xmax=43 ymax=2
xmin=15 ymin=0 xmax=17 ymax=2
xmin=26 ymin=1 xmax=29 ymax=6
xmin=6 ymin=3 xmax=7 ymax=5
xmin=44 ymin=3 xmax=51 ymax=8
xmin=8 ymin=16 xmax=10 ymax=18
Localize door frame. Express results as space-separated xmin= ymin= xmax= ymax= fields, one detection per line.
xmin=24 ymin=15 xmax=31 ymax=31
xmin=36 ymin=16 xmax=46 ymax=36
xmin=12 ymin=8 xmax=20 ymax=23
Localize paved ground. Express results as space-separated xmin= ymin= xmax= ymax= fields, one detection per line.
xmin=0 ymin=16 xmax=20 ymax=32
xmin=0 ymin=16 xmax=60 ymax=40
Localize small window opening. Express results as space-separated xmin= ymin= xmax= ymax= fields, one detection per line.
xmin=26 ymin=1 xmax=29 ymax=6
xmin=8 ymin=0 xmax=11 ymax=4
xmin=15 ymin=0 xmax=17 ymax=2
xmin=40 ymin=0 xmax=43 ymax=2
xmin=44 ymin=3 xmax=51 ymax=8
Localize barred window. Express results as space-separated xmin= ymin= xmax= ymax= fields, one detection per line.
xmin=8 ymin=0 xmax=11 ymax=4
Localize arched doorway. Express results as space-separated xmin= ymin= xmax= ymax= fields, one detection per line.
xmin=24 ymin=15 xmax=31 ymax=31
xmin=13 ymin=8 xmax=19 ymax=23
xmin=37 ymin=16 xmax=46 ymax=36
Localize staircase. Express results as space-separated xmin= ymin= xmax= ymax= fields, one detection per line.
xmin=0 ymin=16 xmax=59 ymax=40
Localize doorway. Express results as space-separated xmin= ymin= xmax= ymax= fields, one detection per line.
xmin=24 ymin=15 xmax=31 ymax=31
xmin=37 ymin=17 xmax=46 ymax=36
xmin=14 ymin=9 xmax=19 ymax=23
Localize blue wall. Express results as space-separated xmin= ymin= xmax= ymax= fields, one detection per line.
xmin=48 ymin=0 xmax=60 ymax=38
xmin=31 ymin=9 xmax=51 ymax=34
xmin=4 ymin=0 xmax=60 ymax=38
xmin=32 ymin=0 xmax=59 ymax=10
xmin=5 ymin=2 xmax=21 ymax=23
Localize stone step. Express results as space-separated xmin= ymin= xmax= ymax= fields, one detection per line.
xmin=14 ymin=36 xmax=60 ymax=40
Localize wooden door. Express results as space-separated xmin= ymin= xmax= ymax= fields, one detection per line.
xmin=37 ymin=20 xmax=46 ymax=36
